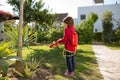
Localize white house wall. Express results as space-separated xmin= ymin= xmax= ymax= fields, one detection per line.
xmin=77 ymin=4 xmax=120 ymax=32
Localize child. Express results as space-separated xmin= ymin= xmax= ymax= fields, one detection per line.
xmin=50 ymin=16 xmax=77 ymax=77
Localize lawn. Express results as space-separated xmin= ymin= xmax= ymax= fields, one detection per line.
xmin=20 ymin=44 xmax=103 ymax=80
xmin=106 ymin=44 xmax=120 ymax=50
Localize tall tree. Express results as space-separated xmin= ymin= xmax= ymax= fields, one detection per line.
xmin=76 ymin=13 xmax=98 ymax=43
xmin=7 ymin=0 xmax=55 ymax=25
xmin=102 ymin=11 xmax=113 ymax=44
xmin=15 ymin=0 xmax=24 ymax=73
xmin=7 ymin=0 xmax=56 ymax=43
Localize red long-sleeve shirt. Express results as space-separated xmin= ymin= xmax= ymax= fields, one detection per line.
xmin=57 ymin=26 xmax=76 ymax=53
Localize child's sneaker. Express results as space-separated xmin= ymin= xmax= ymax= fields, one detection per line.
xmin=64 ymin=71 xmax=74 ymax=77
xmin=65 ymin=70 xmax=68 ymax=72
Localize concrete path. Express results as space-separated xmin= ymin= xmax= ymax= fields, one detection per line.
xmin=92 ymin=44 xmax=120 ymax=80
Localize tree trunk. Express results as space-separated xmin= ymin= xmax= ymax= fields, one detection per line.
xmin=15 ymin=0 xmax=24 ymax=74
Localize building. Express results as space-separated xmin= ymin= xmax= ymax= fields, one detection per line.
xmin=55 ymin=13 xmax=68 ymax=22
xmin=54 ymin=13 xmax=68 ymax=28
xmin=94 ymin=0 xmax=104 ymax=4
xmin=77 ymin=4 xmax=120 ymax=32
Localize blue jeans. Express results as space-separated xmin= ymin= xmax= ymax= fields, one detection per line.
xmin=65 ymin=51 xmax=75 ymax=72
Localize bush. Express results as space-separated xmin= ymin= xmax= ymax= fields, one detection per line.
xmin=76 ymin=13 xmax=98 ymax=43
xmin=93 ymin=32 xmax=102 ymax=42
xmin=112 ymin=27 xmax=120 ymax=44
xmin=76 ymin=21 xmax=93 ymax=43
xmin=45 ymin=24 xmax=64 ymax=42
xmin=48 ymin=28 xmax=63 ymax=41
xmin=0 ymin=41 xmax=20 ymax=77
xmin=102 ymin=11 xmax=113 ymax=44
xmin=35 ymin=23 xmax=64 ymax=43
xmin=4 ymin=24 xmax=36 ymax=47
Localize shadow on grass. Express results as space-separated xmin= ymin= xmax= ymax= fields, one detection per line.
xmin=26 ymin=47 xmax=66 ymax=75
xmin=74 ymin=49 xmax=103 ymax=80
xmin=106 ymin=44 xmax=120 ymax=50
xmin=26 ymin=46 xmax=103 ymax=80
xmin=76 ymin=49 xmax=97 ymax=64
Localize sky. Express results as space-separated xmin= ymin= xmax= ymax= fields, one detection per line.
xmin=43 ymin=0 xmax=120 ymax=18
xmin=0 ymin=0 xmax=13 ymax=13
xmin=0 ymin=0 xmax=120 ymax=18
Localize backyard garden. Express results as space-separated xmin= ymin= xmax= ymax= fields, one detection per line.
xmin=0 ymin=0 xmax=120 ymax=80
xmin=0 ymin=43 xmax=103 ymax=80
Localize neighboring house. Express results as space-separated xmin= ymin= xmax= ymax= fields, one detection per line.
xmin=77 ymin=4 xmax=120 ymax=32
xmin=74 ymin=18 xmax=79 ymax=26
xmin=55 ymin=13 xmax=78 ymax=26
xmin=0 ymin=7 xmax=19 ymax=41
xmin=54 ymin=13 xmax=68 ymax=28
xmin=55 ymin=13 xmax=68 ymax=22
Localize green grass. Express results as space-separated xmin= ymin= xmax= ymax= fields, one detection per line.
xmin=20 ymin=44 xmax=103 ymax=80
xmin=106 ymin=44 xmax=120 ymax=50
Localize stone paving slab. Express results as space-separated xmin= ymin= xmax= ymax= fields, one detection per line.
xmin=92 ymin=44 xmax=120 ymax=80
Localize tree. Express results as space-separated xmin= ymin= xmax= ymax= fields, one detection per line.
xmin=15 ymin=0 xmax=24 ymax=74
xmin=102 ymin=11 xmax=113 ymax=44
xmin=76 ymin=13 xmax=98 ymax=43
xmin=7 ymin=0 xmax=55 ymax=25
xmin=115 ymin=26 xmax=120 ymax=44
xmin=7 ymin=0 xmax=55 ymax=43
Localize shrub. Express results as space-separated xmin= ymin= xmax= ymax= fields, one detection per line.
xmin=0 ymin=41 xmax=21 ymax=77
xmin=13 ymin=57 xmax=40 ymax=78
xmin=112 ymin=26 xmax=120 ymax=44
xmin=93 ymin=32 xmax=102 ymax=42
xmin=45 ymin=24 xmax=64 ymax=42
xmin=4 ymin=24 xmax=36 ymax=47
xmin=76 ymin=13 xmax=98 ymax=43
xmin=102 ymin=11 xmax=113 ymax=44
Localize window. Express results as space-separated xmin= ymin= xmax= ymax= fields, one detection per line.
xmin=95 ymin=29 xmax=98 ymax=32
xmin=80 ymin=14 xmax=86 ymax=20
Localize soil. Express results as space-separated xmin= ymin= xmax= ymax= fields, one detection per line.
xmin=1 ymin=68 xmax=53 ymax=80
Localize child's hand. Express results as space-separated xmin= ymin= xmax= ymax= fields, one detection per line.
xmin=49 ymin=44 xmax=54 ymax=48
xmin=54 ymin=41 xmax=58 ymax=47
xmin=49 ymin=41 xmax=58 ymax=48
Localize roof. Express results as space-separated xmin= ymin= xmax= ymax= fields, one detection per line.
xmin=94 ymin=0 xmax=104 ymax=3
xmin=55 ymin=13 xmax=68 ymax=22
xmin=0 ymin=10 xmax=19 ymax=22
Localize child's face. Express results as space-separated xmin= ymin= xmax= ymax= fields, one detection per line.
xmin=63 ymin=22 xmax=68 ymax=28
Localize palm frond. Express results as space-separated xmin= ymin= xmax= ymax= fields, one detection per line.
xmin=0 ymin=59 xmax=9 ymax=77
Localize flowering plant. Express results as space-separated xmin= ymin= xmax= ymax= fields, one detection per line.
xmin=0 ymin=10 xmax=12 ymax=22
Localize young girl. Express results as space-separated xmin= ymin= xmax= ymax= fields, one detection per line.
xmin=50 ymin=16 xmax=77 ymax=77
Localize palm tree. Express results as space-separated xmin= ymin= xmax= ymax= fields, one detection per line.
xmin=15 ymin=0 xmax=24 ymax=73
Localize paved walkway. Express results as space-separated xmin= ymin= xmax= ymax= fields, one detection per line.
xmin=92 ymin=44 xmax=120 ymax=80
